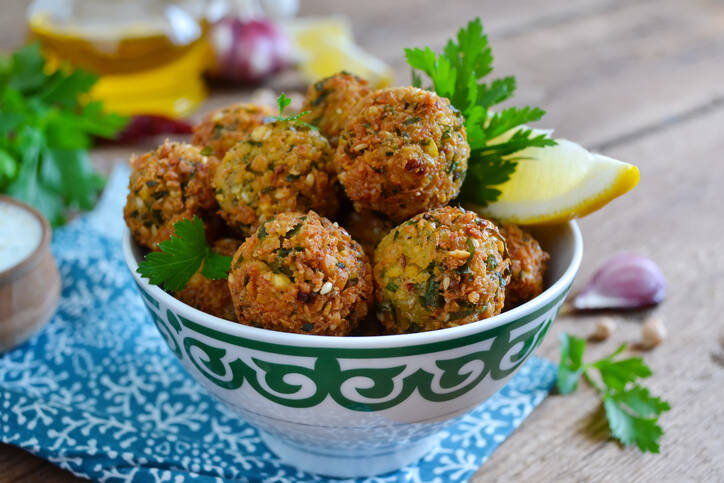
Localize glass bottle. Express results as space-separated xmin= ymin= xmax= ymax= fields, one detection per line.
xmin=27 ymin=0 xmax=210 ymax=117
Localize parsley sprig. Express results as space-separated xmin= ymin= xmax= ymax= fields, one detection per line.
xmin=405 ymin=18 xmax=557 ymax=205
xmin=266 ymin=93 xmax=316 ymax=129
xmin=0 ymin=44 xmax=128 ymax=225
xmin=137 ymin=216 xmax=231 ymax=291
xmin=558 ymin=333 xmax=670 ymax=453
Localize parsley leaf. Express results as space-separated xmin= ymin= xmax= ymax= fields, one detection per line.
xmin=277 ymin=92 xmax=292 ymax=115
xmin=0 ymin=44 xmax=127 ymax=225
xmin=604 ymin=385 xmax=670 ymax=453
xmin=202 ymin=250 xmax=233 ymax=280
xmin=557 ymin=332 xmax=586 ymax=394
xmin=557 ymin=333 xmax=670 ymax=453
xmin=405 ymin=18 xmax=556 ymax=205
xmin=593 ymin=354 xmax=652 ymax=391
xmin=137 ymin=216 xmax=232 ymax=291
xmin=266 ymin=93 xmax=317 ymax=129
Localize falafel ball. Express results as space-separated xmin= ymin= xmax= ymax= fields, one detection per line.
xmin=228 ymin=211 xmax=373 ymax=335
xmin=174 ymin=238 xmax=241 ymax=321
xmin=374 ymin=206 xmax=510 ymax=334
xmin=501 ymin=224 xmax=550 ymax=309
xmin=192 ymin=103 xmax=274 ymax=159
xmin=341 ymin=210 xmax=395 ymax=262
xmin=335 ymin=87 xmax=469 ymax=222
xmin=124 ymin=140 xmax=217 ymax=250
xmin=301 ymin=71 xmax=373 ymax=147
xmin=213 ymin=122 xmax=340 ymax=236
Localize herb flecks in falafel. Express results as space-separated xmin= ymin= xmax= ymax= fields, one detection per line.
xmin=374 ymin=206 xmax=510 ymax=334
xmin=228 ymin=211 xmax=373 ymax=336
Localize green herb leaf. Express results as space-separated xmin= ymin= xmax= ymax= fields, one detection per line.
xmin=137 ymin=217 xmax=230 ymax=291
xmin=202 ymin=250 xmax=233 ymax=280
xmin=604 ymin=389 xmax=667 ymax=453
xmin=268 ymin=93 xmax=318 ymax=130
xmin=556 ymin=332 xmax=670 ymax=453
xmin=284 ymin=222 xmax=303 ymax=238
xmin=557 ymin=333 xmax=586 ymax=394
xmin=277 ymin=92 xmax=292 ymax=116
xmin=465 ymin=237 xmax=475 ymax=264
xmin=423 ymin=276 xmax=443 ymax=309
xmin=593 ymin=355 xmax=652 ymax=392
xmin=0 ymin=148 xmax=17 ymax=184
xmin=405 ymin=18 xmax=557 ymax=205
xmin=0 ymin=43 xmax=127 ymax=225
xmin=614 ymin=385 xmax=671 ymax=417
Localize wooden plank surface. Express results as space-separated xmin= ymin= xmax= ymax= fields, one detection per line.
xmin=2 ymin=0 xmax=724 ymax=481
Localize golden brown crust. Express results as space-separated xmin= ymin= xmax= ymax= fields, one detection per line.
xmin=123 ymin=140 xmax=217 ymax=250
xmin=173 ymin=238 xmax=242 ymax=321
xmin=192 ymin=103 xmax=274 ymax=159
xmin=335 ymin=87 xmax=469 ymax=222
xmin=213 ymin=122 xmax=340 ymax=236
xmin=228 ymin=211 xmax=373 ymax=336
xmin=501 ymin=224 xmax=549 ymax=309
xmin=374 ymin=206 xmax=510 ymax=334
xmin=301 ymin=72 xmax=373 ymax=147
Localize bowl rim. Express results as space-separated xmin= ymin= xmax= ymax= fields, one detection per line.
xmin=122 ymin=221 xmax=583 ymax=349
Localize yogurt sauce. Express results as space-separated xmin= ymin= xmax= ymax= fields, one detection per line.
xmin=0 ymin=200 xmax=43 ymax=273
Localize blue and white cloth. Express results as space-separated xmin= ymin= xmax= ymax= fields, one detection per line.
xmin=0 ymin=166 xmax=557 ymax=482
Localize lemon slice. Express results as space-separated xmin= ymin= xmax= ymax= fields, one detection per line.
xmin=468 ymin=131 xmax=640 ymax=225
xmin=282 ymin=16 xmax=354 ymax=56
xmin=282 ymin=17 xmax=394 ymax=88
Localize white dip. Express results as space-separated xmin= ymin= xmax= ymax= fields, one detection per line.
xmin=0 ymin=201 xmax=43 ymax=273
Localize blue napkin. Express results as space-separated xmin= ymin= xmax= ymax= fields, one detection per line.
xmin=0 ymin=166 xmax=557 ymax=482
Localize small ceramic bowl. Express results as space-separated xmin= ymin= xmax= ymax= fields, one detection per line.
xmin=0 ymin=196 xmax=60 ymax=352
xmin=123 ymin=222 xmax=582 ymax=478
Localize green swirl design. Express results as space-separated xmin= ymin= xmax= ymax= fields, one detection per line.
xmin=177 ymin=313 xmax=557 ymax=410
xmin=147 ymin=283 xmax=570 ymax=410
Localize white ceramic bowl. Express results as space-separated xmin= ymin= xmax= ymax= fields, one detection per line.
xmin=123 ymin=222 xmax=582 ymax=478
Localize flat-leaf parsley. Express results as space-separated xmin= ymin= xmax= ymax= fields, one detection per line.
xmin=137 ymin=216 xmax=232 ymax=291
xmin=0 ymin=44 xmax=127 ymax=225
xmin=266 ymin=93 xmax=317 ymax=129
xmin=405 ymin=18 xmax=556 ymax=205
xmin=558 ymin=333 xmax=670 ymax=453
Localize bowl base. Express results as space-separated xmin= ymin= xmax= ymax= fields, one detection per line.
xmin=259 ymin=430 xmax=440 ymax=478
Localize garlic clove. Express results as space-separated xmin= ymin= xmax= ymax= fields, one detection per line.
xmin=572 ymin=253 xmax=666 ymax=311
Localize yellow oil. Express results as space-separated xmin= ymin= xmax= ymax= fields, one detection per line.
xmin=28 ymin=13 xmax=210 ymax=118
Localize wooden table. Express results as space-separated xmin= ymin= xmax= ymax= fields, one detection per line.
xmin=2 ymin=0 xmax=724 ymax=480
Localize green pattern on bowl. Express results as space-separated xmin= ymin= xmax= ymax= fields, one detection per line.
xmin=136 ymin=281 xmax=568 ymax=411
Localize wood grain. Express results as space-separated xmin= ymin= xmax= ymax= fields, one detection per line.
xmin=2 ymin=0 xmax=723 ymax=481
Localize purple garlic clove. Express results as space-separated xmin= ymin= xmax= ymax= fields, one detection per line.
xmin=572 ymin=253 xmax=666 ymax=310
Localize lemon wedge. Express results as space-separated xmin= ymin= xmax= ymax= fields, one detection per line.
xmin=283 ymin=16 xmax=354 ymax=52
xmin=282 ymin=17 xmax=394 ymax=88
xmin=468 ymin=130 xmax=640 ymax=225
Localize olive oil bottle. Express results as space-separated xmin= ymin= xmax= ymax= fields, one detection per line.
xmin=27 ymin=0 xmax=210 ymax=117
